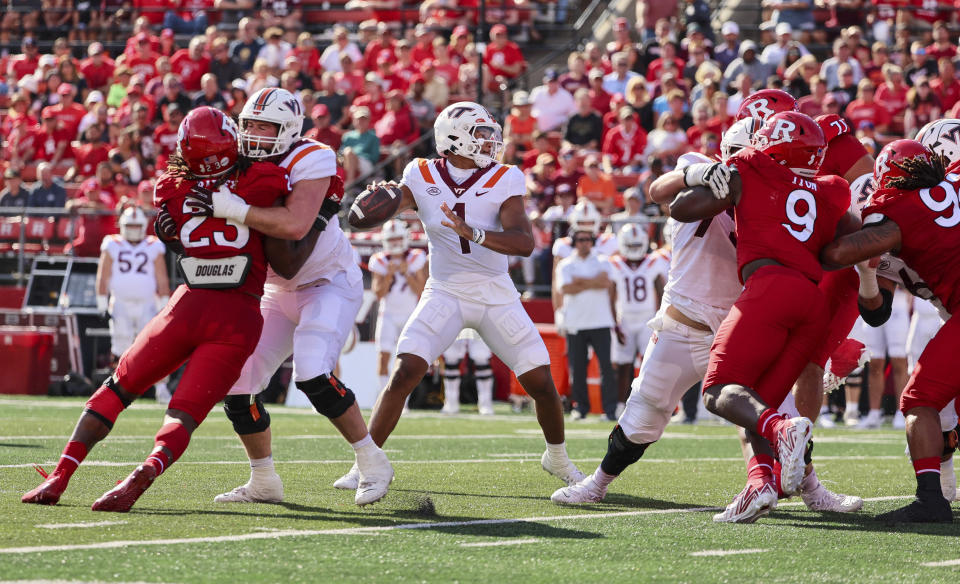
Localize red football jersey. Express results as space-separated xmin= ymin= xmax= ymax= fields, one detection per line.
xmin=731 ymin=147 xmax=851 ymax=283
xmin=154 ymin=162 xmax=289 ymax=296
xmin=817 ymin=128 xmax=869 ymax=180
xmin=865 ymin=177 xmax=960 ymax=314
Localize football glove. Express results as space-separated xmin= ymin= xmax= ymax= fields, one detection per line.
xmin=186 ymin=184 xmax=250 ymax=223
xmin=684 ymin=162 xmax=732 ymax=199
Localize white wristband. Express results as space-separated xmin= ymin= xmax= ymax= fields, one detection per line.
xmin=212 ymin=185 xmax=251 ymax=223
xmin=472 ymin=227 xmax=486 ymax=245
xmin=855 ymin=262 xmax=880 ymax=298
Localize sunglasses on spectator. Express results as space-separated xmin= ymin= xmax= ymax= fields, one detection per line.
xmin=574 ymin=237 xmax=593 ymax=243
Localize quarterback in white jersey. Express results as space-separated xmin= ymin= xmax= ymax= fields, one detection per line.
xmin=95 ymin=206 xmax=169 ymax=359
xmin=369 ymin=219 xmax=427 ymax=390
xmin=343 ymin=101 xmax=585 ymax=491
xmin=190 ymin=87 xmax=392 ymax=507
xmin=553 ymin=127 xmax=864 ymax=515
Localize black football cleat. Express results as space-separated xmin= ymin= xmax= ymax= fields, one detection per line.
xmin=876 ymin=495 xmax=952 ymax=524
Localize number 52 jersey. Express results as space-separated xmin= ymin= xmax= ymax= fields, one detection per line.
xmin=400 ymin=157 xmax=525 ymax=304
xmin=101 ymin=234 xmax=165 ymax=300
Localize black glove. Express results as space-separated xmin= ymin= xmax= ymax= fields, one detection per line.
xmin=184 ymin=185 xmax=214 ymax=216
xmin=312 ymin=197 xmax=342 ymax=233
xmin=154 ymin=204 xmax=185 ymax=255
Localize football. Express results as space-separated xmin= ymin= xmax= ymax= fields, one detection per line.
xmin=348 ymin=182 xmax=403 ymax=230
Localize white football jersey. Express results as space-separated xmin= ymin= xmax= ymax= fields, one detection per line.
xmin=552 ymin=231 xmax=618 ymax=261
xmin=265 ymin=139 xmax=358 ymax=291
xmin=401 ymin=157 xmax=523 ymax=304
xmin=101 ymin=234 xmax=165 ymax=300
xmin=607 ymin=252 xmax=669 ymax=324
xmin=661 ymin=152 xmax=742 ymax=332
xmin=369 ymin=248 xmax=427 ymax=318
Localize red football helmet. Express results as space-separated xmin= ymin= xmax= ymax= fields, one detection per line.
xmin=735 ymin=89 xmax=797 ymax=121
xmin=754 ymin=111 xmax=826 ymax=177
xmin=176 ymin=106 xmax=239 ymax=178
xmin=814 ymin=113 xmax=852 ymax=143
xmin=873 ymin=139 xmax=934 ymax=189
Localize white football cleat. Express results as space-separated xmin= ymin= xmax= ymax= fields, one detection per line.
xmin=541 ymin=450 xmax=586 ymax=486
xmin=800 ymin=482 xmax=863 ymax=512
xmin=550 ymin=474 xmax=607 ymax=505
xmin=857 ymin=410 xmax=883 ymax=430
xmin=713 ymin=482 xmax=778 ymax=523
xmin=333 ymin=462 xmax=360 ymax=490
xmin=478 ymin=404 xmax=495 ymax=416
xmin=774 ymin=416 xmax=812 ymax=496
xmin=214 ymin=474 xmax=284 ymax=503
xmin=843 ymin=408 xmax=860 ymax=426
xmin=892 ymin=411 xmax=906 ymax=429
xmin=441 ymin=403 xmax=459 ymax=415
xmin=355 ymin=446 xmax=394 ymax=506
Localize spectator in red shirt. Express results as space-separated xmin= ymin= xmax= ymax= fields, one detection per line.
xmin=66 ymin=125 xmax=111 ymax=182
xmin=559 ymin=51 xmax=590 ymax=95
xmin=392 ymin=41 xmax=421 ymax=88
xmin=42 ymin=84 xmax=87 ymax=141
xmin=127 ymin=33 xmax=160 ymax=81
xmin=79 ymin=43 xmax=116 ymax=93
xmin=904 ymin=76 xmax=942 ymax=136
xmin=31 ymin=111 xmax=74 ymax=166
xmin=685 ymin=99 xmax=714 ymax=146
xmin=430 ymin=39 xmax=460 ymax=90
xmin=65 ymin=161 xmax=119 ymax=257
xmin=375 ymin=90 xmax=418 ymax=176
xmin=602 ymin=108 xmax=648 ymax=173
xmin=304 ymin=104 xmax=342 ymax=150
xmin=411 ymin=23 xmax=436 ymax=65
xmin=707 ymin=91 xmax=732 ymax=135
xmin=334 ymin=54 xmax=365 ymax=101
xmin=930 ymin=57 xmax=960 ymax=112
xmin=352 ymin=73 xmax=387 ymax=125
xmin=291 ymin=32 xmax=322 ymax=80
xmin=483 ymin=24 xmax=525 ymax=83
xmin=926 ymin=21 xmax=957 ymax=61
xmin=170 ymin=37 xmax=211 ymax=92
xmin=875 ymin=63 xmax=908 ymax=134
xmin=133 ymin=0 xmax=170 ymax=26
xmin=646 ymin=40 xmax=685 ymax=82
xmin=152 ymin=102 xmax=183 ymax=172
xmin=844 ymin=79 xmax=892 ymax=135
xmin=376 ymin=52 xmax=407 ymax=93
xmin=363 ymin=22 xmax=396 ymax=73
xmin=588 ymin=68 xmax=613 ymax=115
xmin=7 ymin=36 xmax=40 ymax=81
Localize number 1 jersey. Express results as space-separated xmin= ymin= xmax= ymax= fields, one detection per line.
xmin=730 ymin=147 xmax=850 ymax=283
xmin=401 ymin=157 xmax=524 ymax=304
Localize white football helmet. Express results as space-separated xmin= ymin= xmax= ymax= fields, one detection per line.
xmin=720 ymin=117 xmax=758 ymax=162
xmin=434 ymin=101 xmax=504 ymax=167
xmin=617 ymin=223 xmax=649 ymax=260
xmin=238 ymin=87 xmax=304 ymax=159
xmin=568 ymin=200 xmax=602 ymax=236
xmin=381 ymin=219 xmax=409 ymax=255
xmin=119 ymin=206 xmax=147 ymax=243
xmin=917 ymin=119 xmax=960 ymax=165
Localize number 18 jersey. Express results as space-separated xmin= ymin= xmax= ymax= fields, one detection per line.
xmin=730 ymin=147 xmax=850 ymax=283
xmin=401 ymin=157 xmax=524 ymax=304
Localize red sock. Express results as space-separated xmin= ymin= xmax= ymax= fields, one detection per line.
xmin=772 ymin=460 xmax=785 ymax=498
xmin=144 ymin=423 xmax=191 ymax=476
xmin=51 ymin=441 xmax=88 ymax=481
xmin=756 ymin=408 xmax=788 ymax=444
xmin=747 ymin=454 xmax=775 ymax=487
xmin=913 ymin=456 xmax=941 ymax=476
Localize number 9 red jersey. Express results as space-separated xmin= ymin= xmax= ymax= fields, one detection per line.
xmin=153 ymin=162 xmax=290 ymax=297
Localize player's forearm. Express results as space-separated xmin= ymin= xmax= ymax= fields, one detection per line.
xmin=478 ymin=229 xmax=535 ymax=257
xmin=371 ymin=274 xmax=391 ymax=299
xmin=244 ymin=205 xmax=316 ymax=240
xmin=264 ymin=229 xmax=321 ymax=279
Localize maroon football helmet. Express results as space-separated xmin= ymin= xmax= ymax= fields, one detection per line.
xmin=736 ymin=89 xmax=798 ymax=122
xmin=176 ymin=106 xmax=239 ymax=178
xmin=874 ymin=139 xmax=934 ymax=189
xmin=754 ymin=111 xmax=826 ymax=177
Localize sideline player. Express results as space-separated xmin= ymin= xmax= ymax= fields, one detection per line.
xmin=370 ymin=219 xmax=427 ymax=392
xmin=95 ymin=206 xmax=171 ymax=402
xmin=606 ymin=224 xmax=667 ymax=415
xmin=187 ymin=87 xmax=393 ymax=506
xmin=550 ymin=201 xmax=615 ymax=330
xmin=22 ymin=108 xmax=294 ymax=511
xmin=340 ymin=101 xmax=584 ymax=489
xmin=821 ymin=139 xmax=960 ymax=522
xmin=672 ymin=111 xmax=855 ymax=523
xmin=441 ymin=331 xmax=495 ymax=415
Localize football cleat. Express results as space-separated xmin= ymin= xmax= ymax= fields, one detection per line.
xmin=91 ymin=465 xmax=156 ymax=513
xmin=355 ymin=446 xmax=393 ymax=506
xmin=550 ymin=474 xmax=607 ymax=505
xmin=713 ymin=482 xmax=778 ymax=523
xmin=843 ymin=408 xmax=860 ymax=426
xmin=876 ymin=495 xmax=952 ymax=524
xmin=541 ymin=450 xmax=586 ymax=486
xmin=478 ymin=404 xmax=495 ymax=416
xmin=774 ymin=417 xmax=813 ymax=496
xmin=800 ymin=481 xmax=864 ymax=512
xmin=857 ymin=410 xmax=883 ymax=430
xmin=334 ymin=462 xmax=360 ymax=490
xmin=892 ymin=411 xmax=906 ymax=429
xmin=22 ymin=472 xmax=68 ymax=506
xmin=214 ymin=473 xmax=284 ymax=503
xmin=441 ymin=403 xmax=460 ymax=415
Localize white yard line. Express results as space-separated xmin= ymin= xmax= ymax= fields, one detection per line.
xmin=922 ymin=559 xmax=960 ymax=567
xmin=0 ymin=496 xmax=913 ymax=555
xmin=36 ymin=521 xmax=128 ymax=529
xmin=460 ymin=538 xmax=540 ymax=547
xmin=690 ymin=548 xmax=768 ymax=557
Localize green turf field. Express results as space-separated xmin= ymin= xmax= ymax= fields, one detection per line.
xmin=0 ymin=396 xmax=957 ymax=583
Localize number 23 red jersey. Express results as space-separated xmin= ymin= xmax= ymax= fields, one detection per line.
xmin=865 ymin=175 xmax=960 ymax=315
xmin=730 ymin=147 xmax=851 ymax=283
xmin=154 ymin=161 xmax=290 ymax=297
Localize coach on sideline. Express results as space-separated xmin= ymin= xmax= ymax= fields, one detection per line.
xmin=557 ymin=226 xmax=619 ymax=421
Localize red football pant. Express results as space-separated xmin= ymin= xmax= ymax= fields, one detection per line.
xmin=900 ymin=314 xmax=960 ymax=413
xmin=810 ymin=267 xmax=860 ymax=368
xmin=703 ymin=266 xmax=829 ymax=408
xmin=113 ymin=285 xmax=263 ymax=425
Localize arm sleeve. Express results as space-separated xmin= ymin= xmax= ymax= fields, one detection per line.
xmin=859 ymin=287 xmax=894 ymax=327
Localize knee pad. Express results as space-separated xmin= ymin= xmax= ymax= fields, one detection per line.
xmin=601 ymin=425 xmax=651 ymax=475
xmin=296 ymin=374 xmax=356 ymax=419
xmin=944 ymin=425 xmax=960 ymax=458
xmin=83 ymin=378 xmax=132 ymax=429
xmin=223 ymin=394 xmax=271 ymax=435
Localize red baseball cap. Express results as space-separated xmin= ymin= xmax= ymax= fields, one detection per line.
xmin=311 ymin=103 xmax=329 ymax=117
xmin=490 ymin=24 xmax=507 ymax=36
xmin=452 ymin=25 xmax=469 ymax=38
xmin=57 ymin=83 xmax=75 ymax=96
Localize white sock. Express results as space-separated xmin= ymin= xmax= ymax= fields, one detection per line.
xmin=819 ymin=405 xmax=830 ymax=415
xmin=250 ymin=455 xmax=275 ymax=480
xmin=545 ymin=441 xmax=567 ymax=458
xmin=477 ymin=377 xmax=494 ymax=409
xmin=351 ymin=433 xmax=375 ymax=451
xmin=942 ymin=456 xmax=954 ymax=473
xmin=801 ymin=467 xmax=819 ymax=493
xmin=868 ymin=408 xmax=883 ymax=417
xmin=593 ymin=465 xmax=617 ymax=488
xmin=845 ymin=402 xmax=858 ymax=413
xmin=444 ymin=377 xmax=460 ymax=407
